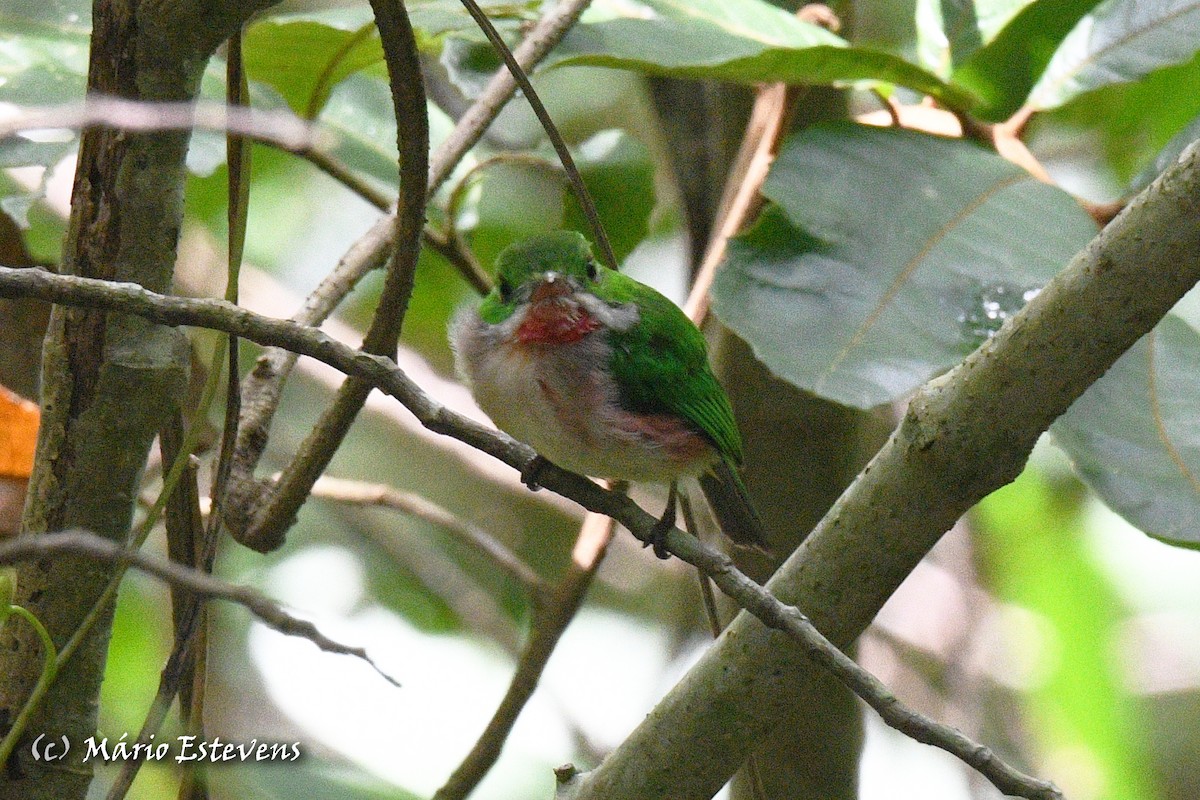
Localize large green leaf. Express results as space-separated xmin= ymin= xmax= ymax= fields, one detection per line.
xmin=1028 ymin=0 xmax=1200 ymax=111
xmin=318 ymin=73 xmax=401 ymax=193
xmin=1026 ymin=51 xmax=1200 ymax=193
xmin=243 ymin=20 xmax=385 ymax=118
xmin=950 ymin=0 xmax=1105 ymax=120
xmin=1052 ymin=315 xmax=1200 ymax=548
xmin=915 ymin=0 xmax=1035 ymax=76
xmin=551 ymin=0 xmax=975 ymax=109
xmin=0 ymin=0 xmax=89 ymax=103
xmin=711 ymin=122 xmax=1097 ymax=409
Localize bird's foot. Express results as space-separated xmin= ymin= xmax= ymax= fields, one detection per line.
xmin=521 ymin=455 xmax=549 ymax=491
xmin=643 ymin=482 xmax=678 ymax=560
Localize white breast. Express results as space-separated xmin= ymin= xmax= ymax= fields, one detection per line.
xmin=451 ymin=306 xmax=711 ymax=483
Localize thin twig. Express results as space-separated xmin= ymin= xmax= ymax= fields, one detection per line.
xmin=0 ymin=265 xmax=1068 ymax=800
xmin=679 ymin=491 xmax=722 ymax=636
xmin=307 ymin=475 xmax=547 ymax=597
xmin=433 ymin=512 xmax=615 ymax=800
xmin=685 ymin=83 xmax=800 ymax=320
xmin=300 ymin=146 xmax=396 ymax=210
xmin=428 ymin=0 xmax=595 ymax=195
xmin=290 ymin=147 xmax=492 ymax=293
xmin=0 ymin=98 xmax=327 ymax=151
xmin=455 ymin=0 xmax=617 ymax=270
xmin=0 ymin=531 xmax=400 ymax=686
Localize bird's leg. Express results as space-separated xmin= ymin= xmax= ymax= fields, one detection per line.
xmin=645 ymin=480 xmax=678 ymax=560
xmin=521 ymin=455 xmax=550 ymax=491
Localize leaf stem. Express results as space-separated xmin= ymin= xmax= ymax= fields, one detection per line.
xmin=0 ymin=605 xmax=58 ymax=772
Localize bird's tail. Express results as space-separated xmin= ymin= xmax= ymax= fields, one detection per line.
xmin=698 ymin=459 xmax=771 ymax=555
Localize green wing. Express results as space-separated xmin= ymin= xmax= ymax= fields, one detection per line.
xmin=602 ymin=271 xmax=744 ymax=464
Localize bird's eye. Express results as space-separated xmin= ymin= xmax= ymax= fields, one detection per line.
xmin=498 ymin=277 xmax=514 ymax=302
xmin=585 ymin=259 xmax=598 ymax=281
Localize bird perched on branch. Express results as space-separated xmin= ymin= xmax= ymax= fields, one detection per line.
xmin=450 ymin=230 xmax=768 ymax=557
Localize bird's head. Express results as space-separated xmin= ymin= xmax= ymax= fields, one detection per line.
xmin=479 ymin=231 xmax=628 ymax=345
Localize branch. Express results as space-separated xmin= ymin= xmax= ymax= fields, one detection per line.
xmin=308 ymin=475 xmax=547 ymax=597
xmin=0 ymin=263 xmax=1060 ymax=798
xmin=567 ymin=149 xmax=1200 ymax=797
xmin=455 ymin=0 xmax=616 ymax=269
xmin=428 ymin=0 xmax=596 ymax=195
xmin=685 ymin=71 xmax=801 ymax=321
xmin=0 ymin=532 xmax=399 ymax=687
xmin=0 ymin=98 xmax=327 ymax=151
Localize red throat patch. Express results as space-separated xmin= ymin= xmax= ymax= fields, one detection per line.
xmin=516 ymin=300 xmax=601 ymax=344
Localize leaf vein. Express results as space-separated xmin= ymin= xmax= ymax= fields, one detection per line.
xmin=814 ymin=171 xmax=1029 ymax=397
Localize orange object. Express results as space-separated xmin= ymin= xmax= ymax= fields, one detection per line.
xmin=0 ymin=385 xmax=39 ymax=479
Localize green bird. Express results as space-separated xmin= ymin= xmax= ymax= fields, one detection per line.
xmin=450 ymin=230 xmax=768 ymax=557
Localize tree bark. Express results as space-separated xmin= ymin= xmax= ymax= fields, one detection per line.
xmin=0 ymin=2 xmax=275 ymax=797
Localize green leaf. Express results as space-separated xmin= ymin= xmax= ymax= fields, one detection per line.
xmin=711 ymin=122 xmax=1097 ymax=409
xmin=1026 ymin=51 xmax=1200 ymax=192
xmin=1028 ymin=0 xmax=1200 ymax=111
xmin=951 ymin=0 xmax=1105 ymax=120
xmin=0 ymin=0 xmax=90 ymax=37
xmin=408 ymin=0 xmax=540 ymax=40
xmin=1132 ymin=109 xmax=1200 ymax=190
xmin=0 ymin=23 xmax=88 ymax=219
xmin=564 ymin=130 xmax=657 ymax=264
xmin=439 ymin=34 xmax=504 ymax=99
xmin=916 ymin=0 xmax=1037 ymax=75
xmin=552 ymin=0 xmax=974 ymax=109
xmin=974 ymin=0 xmax=1042 ymax=40
xmin=242 ymin=20 xmax=385 ymax=118
xmin=319 ymin=73 xmax=401 ymax=193
xmin=1052 ymin=315 xmax=1200 ymax=549
xmin=0 ymin=0 xmax=90 ymax=100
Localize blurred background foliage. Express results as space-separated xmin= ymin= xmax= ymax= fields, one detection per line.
xmin=2 ymin=0 xmax=1200 ymax=798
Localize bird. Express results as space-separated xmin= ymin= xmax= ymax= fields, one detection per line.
xmin=450 ymin=230 xmax=768 ymax=558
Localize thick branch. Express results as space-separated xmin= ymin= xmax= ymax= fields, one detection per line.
xmin=569 ymin=148 xmax=1200 ymax=797
xmin=0 ymin=3 xmax=275 ymax=797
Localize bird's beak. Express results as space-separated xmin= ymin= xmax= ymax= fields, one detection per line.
xmin=530 ymin=271 xmax=573 ymax=304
